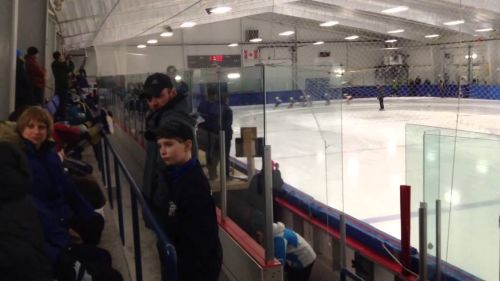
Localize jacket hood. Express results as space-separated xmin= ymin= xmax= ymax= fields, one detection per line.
xmin=0 ymin=142 xmax=32 ymax=202
xmin=273 ymin=222 xmax=285 ymax=235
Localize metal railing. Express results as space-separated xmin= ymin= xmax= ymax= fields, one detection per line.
xmin=97 ymin=136 xmax=178 ymax=281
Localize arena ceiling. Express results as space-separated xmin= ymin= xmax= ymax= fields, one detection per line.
xmin=51 ymin=0 xmax=500 ymax=49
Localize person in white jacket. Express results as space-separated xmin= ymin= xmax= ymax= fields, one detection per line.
xmin=273 ymin=222 xmax=316 ymax=281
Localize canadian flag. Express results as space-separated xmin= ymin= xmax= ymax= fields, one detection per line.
xmin=244 ymin=49 xmax=259 ymax=60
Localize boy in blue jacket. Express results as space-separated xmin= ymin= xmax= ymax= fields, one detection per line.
xmin=146 ymin=120 xmax=222 ymax=281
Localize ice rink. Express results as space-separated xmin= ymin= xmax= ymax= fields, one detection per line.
xmin=231 ymin=97 xmax=500 ymax=280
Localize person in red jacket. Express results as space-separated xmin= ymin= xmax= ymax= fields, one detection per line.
xmin=24 ymin=47 xmax=46 ymax=105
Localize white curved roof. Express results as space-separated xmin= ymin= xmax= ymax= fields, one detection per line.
xmin=53 ymin=0 xmax=500 ymax=49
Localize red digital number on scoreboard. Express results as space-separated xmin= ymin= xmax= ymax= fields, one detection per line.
xmin=209 ymin=55 xmax=224 ymax=62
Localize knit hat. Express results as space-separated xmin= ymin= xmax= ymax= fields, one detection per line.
xmin=273 ymin=222 xmax=285 ymax=235
xmin=0 ymin=142 xmax=32 ymax=202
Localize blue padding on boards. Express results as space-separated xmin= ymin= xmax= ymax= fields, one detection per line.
xmin=222 ymin=82 xmax=500 ymax=106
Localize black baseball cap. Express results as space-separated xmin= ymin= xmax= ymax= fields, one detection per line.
xmin=142 ymin=73 xmax=173 ymax=99
xmin=144 ymin=120 xmax=194 ymax=142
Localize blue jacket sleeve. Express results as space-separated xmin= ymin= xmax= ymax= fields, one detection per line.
xmin=274 ymin=236 xmax=287 ymax=265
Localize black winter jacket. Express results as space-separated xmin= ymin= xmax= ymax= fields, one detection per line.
xmin=0 ymin=142 xmax=53 ymax=281
xmin=159 ymin=158 xmax=222 ymax=281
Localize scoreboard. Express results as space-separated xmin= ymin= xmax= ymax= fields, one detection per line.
xmin=187 ymin=55 xmax=241 ymax=68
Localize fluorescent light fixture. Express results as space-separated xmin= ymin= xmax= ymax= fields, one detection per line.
xmin=147 ymin=39 xmax=158 ymax=44
xmin=444 ymin=20 xmax=465 ymax=26
xmin=465 ymin=53 xmax=478 ymax=59
xmin=180 ymin=21 xmax=196 ymax=28
xmin=249 ymin=38 xmax=262 ymax=42
xmin=160 ymin=32 xmax=173 ymax=37
xmin=228 ymin=43 xmax=238 ymax=47
xmin=175 ymin=75 xmax=182 ymax=82
xmin=313 ymin=41 xmax=324 ymax=45
xmin=227 ymin=73 xmax=240 ymax=79
xmin=335 ymin=74 xmax=342 ymax=77
xmin=387 ymin=29 xmax=404 ymax=34
xmin=127 ymin=52 xmax=146 ymax=56
xmin=382 ymin=6 xmax=408 ymax=14
xmin=384 ymin=47 xmax=400 ymax=50
xmin=320 ymin=21 xmax=339 ymax=27
xmin=209 ymin=6 xmax=232 ymax=14
xmin=345 ymin=35 xmax=359 ymax=40
xmin=425 ymin=34 xmax=440 ymax=38
xmin=279 ymin=30 xmax=295 ymax=36
xmin=334 ymin=68 xmax=345 ymax=74
xmin=137 ymin=44 xmax=146 ymax=49
xmin=476 ymin=28 xmax=493 ymax=32
xmin=385 ymin=39 xmax=397 ymax=43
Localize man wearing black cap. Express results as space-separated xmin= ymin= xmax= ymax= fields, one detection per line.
xmin=141 ymin=73 xmax=196 ymax=222
xmin=147 ymin=121 xmax=222 ymax=281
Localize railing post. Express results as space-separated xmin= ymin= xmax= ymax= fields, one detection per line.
xmin=99 ymin=140 xmax=106 ymax=184
xmin=263 ymin=145 xmax=275 ymax=262
xmin=436 ymin=199 xmax=442 ymax=281
xmin=219 ymin=130 xmax=227 ymax=219
xmin=130 ymin=189 xmax=143 ymax=281
xmin=103 ymin=139 xmax=113 ymax=209
xmin=340 ymin=213 xmax=346 ymax=270
xmin=114 ymin=155 xmax=125 ymax=245
xmin=419 ymin=202 xmax=428 ymax=281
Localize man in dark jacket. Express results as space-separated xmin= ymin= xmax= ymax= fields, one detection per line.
xmin=51 ymin=51 xmax=75 ymax=120
xmin=147 ymin=121 xmax=222 ymax=281
xmin=141 ymin=73 xmax=196 ymax=213
xmin=15 ymin=49 xmax=33 ymax=109
xmin=0 ymin=141 xmax=53 ymax=281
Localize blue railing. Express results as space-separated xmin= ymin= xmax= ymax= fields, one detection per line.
xmin=97 ymin=136 xmax=178 ymax=281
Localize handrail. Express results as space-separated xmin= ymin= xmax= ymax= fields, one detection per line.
xmin=99 ymin=135 xmax=178 ymax=281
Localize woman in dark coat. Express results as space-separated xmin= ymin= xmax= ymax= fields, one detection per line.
xmin=16 ymin=106 xmax=104 ymax=246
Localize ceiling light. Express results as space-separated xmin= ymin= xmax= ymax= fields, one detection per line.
xmin=147 ymin=39 xmax=158 ymax=44
xmin=320 ymin=21 xmax=339 ymax=27
xmin=227 ymin=73 xmax=240 ymax=79
xmin=444 ymin=20 xmax=465 ymax=26
xmin=387 ymin=29 xmax=404 ymax=34
xmin=425 ymin=34 xmax=440 ymax=38
xmin=382 ymin=6 xmax=408 ymax=14
xmin=345 ymin=35 xmax=359 ymax=40
xmin=180 ymin=21 xmax=196 ymax=28
xmin=385 ymin=39 xmax=397 ymax=43
xmin=228 ymin=43 xmax=238 ymax=47
xmin=279 ymin=30 xmax=295 ymax=36
xmin=465 ymin=53 xmax=478 ymax=59
xmin=476 ymin=28 xmax=493 ymax=32
xmin=208 ymin=6 xmax=232 ymax=14
xmin=384 ymin=47 xmax=400 ymax=50
xmin=137 ymin=44 xmax=146 ymax=49
xmin=313 ymin=41 xmax=324 ymax=45
xmin=249 ymin=38 xmax=262 ymax=43
xmin=160 ymin=32 xmax=173 ymax=37
xmin=175 ymin=75 xmax=182 ymax=82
